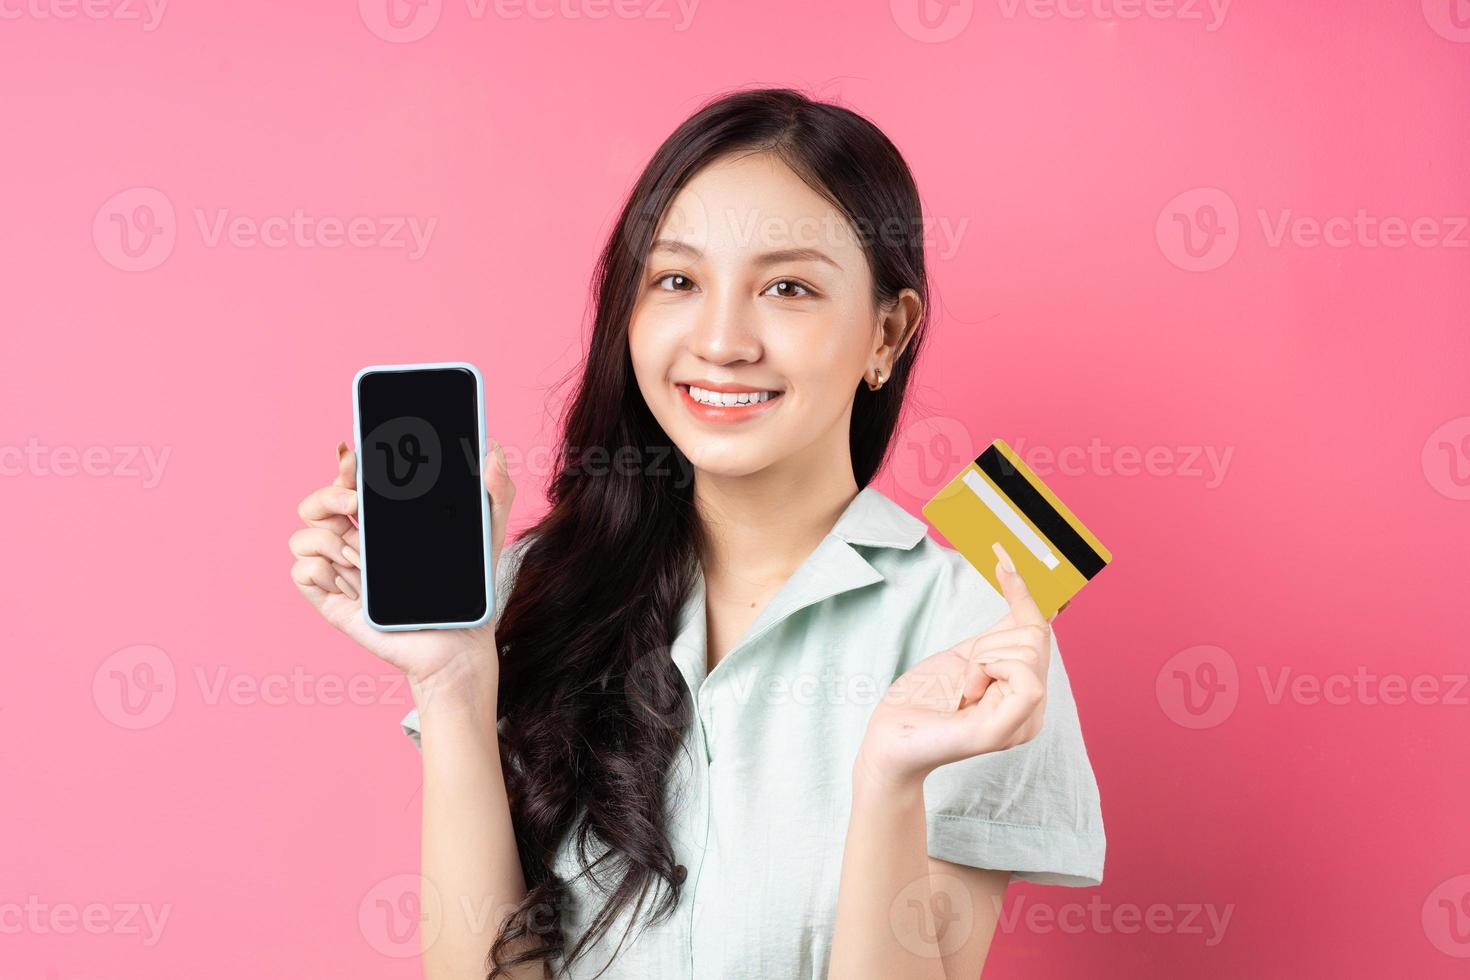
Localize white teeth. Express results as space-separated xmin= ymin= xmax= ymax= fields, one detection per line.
xmin=685 ymin=385 xmax=779 ymax=407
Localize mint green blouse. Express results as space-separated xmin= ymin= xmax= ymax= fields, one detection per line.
xmin=401 ymin=486 xmax=1105 ymax=979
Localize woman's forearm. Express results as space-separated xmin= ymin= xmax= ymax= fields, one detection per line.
xmin=413 ymin=670 xmax=538 ymax=980
xmin=829 ymin=765 xmax=949 ymax=980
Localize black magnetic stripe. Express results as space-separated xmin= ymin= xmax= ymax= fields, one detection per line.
xmin=975 ymin=446 xmax=1107 ymax=580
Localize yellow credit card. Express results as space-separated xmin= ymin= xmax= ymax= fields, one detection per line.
xmin=922 ymin=439 xmax=1112 ymax=620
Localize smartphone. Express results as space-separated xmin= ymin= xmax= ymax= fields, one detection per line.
xmin=351 ymin=362 xmax=493 ymax=631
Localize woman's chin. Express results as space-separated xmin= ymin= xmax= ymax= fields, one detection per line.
xmin=680 ymin=440 xmax=780 ymax=480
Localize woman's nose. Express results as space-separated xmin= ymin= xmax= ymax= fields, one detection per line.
xmin=687 ymin=288 xmax=761 ymax=364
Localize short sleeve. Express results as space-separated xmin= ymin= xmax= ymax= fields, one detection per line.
xmin=399 ymin=533 xmax=535 ymax=750
xmin=916 ymin=551 xmax=1106 ymax=887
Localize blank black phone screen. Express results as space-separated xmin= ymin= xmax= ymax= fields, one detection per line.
xmin=356 ymin=367 xmax=488 ymax=627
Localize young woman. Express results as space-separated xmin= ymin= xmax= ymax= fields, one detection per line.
xmin=290 ymin=88 xmax=1104 ymax=980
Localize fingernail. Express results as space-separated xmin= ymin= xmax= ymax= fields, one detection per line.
xmin=342 ymin=545 xmax=360 ymax=567
xmin=335 ymin=575 xmax=358 ymax=600
xmin=337 ymin=441 xmax=349 ymax=460
xmin=992 ymin=542 xmax=1017 ymax=575
xmin=973 ymin=655 xmax=1002 ymax=665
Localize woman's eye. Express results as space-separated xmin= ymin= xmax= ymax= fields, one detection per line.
xmin=765 ymin=279 xmax=812 ymax=299
xmin=654 ymin=273 xmax=696 ymax=292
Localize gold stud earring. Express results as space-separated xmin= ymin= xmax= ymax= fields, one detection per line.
xmin=866 ymin=368 xmax=886 ymax=392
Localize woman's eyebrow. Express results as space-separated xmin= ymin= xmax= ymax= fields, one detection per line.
xmin=648 ymin=238 xmax=842 ymax=270
xmin=755 ymin=247 xmax=842 ymax=271
xmin=649 ymin=237 xmax=702 ymax=258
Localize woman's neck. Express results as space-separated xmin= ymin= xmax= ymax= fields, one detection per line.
xmin=694 ymin=456 xmax=861 ymax=590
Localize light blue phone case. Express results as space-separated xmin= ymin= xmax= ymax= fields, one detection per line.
xmin=351 ymin=361 xmax=494 ymax=632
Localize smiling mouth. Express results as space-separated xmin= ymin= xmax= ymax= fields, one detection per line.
xmin=680 ymin=384 xmax=781 ymax=406
xmin=675 ymin=383 xmax=784 ymax=422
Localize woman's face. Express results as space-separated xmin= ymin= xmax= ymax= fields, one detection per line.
xmin=628 ymin=151 xmax=910 ymax=480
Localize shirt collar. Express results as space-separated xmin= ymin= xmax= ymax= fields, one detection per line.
xmin=671 ymin=486 xmax=928 ymax=690
xmin=829 ymin=485 xmax=930 ymax=550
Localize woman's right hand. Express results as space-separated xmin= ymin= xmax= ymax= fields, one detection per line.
xmin=289 ymin=438 xmax=517 ymax=697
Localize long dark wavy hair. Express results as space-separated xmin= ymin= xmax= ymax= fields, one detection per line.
xmin=486 ymin=87 xmax=931 ymax=979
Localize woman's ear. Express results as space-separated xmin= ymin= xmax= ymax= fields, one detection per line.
xmin=874 ymin=287 xmax=924 ymax=367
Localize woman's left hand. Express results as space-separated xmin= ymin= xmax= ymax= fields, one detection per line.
xmin=856 ymin=541 xmax=1051 ymax=790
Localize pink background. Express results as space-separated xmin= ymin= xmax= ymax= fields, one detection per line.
xmin=4 ymin=1 xmax=1468 ymax=977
